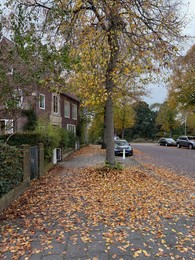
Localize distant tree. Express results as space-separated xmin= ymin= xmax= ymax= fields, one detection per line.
xmin=186 ymin=113 xmax=195 ymax=134
xmin=88 ymin=112 xmax=104 ymax=144
xmin=155 ymin=101 xmax=179 ymax=137
xmin=167 ymin=44 xmax=195 ymax=135
xmin=128 ymin=101 xmax=157 ymax=140
xmin=114 ymin=98 xmax=135 ymax=139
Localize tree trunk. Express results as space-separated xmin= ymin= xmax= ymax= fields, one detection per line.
xmin=101 ymin=106 xmax=106 ymax=149
xmin=104 ymin=28 xmax=119 ymax=165
xmin=105 ymin=95 xmax=115 ymax=165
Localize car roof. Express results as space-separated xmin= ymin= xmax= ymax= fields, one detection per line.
xmin=115 ymin=139 xmax=128 ymax=142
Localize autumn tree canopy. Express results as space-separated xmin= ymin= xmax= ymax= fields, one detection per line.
xmin=114 ymin=97 xmax=135 ymax=139
xmin=156 ymin=101 xmax=179 ymax=137
xmin=168 ymin=44 xmax=195 ymax=110
xmin=2 ymin=0 xmax=187 ymax=165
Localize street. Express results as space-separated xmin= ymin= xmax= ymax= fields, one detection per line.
xmin=132 ymin=143 xmax=195 ymax=179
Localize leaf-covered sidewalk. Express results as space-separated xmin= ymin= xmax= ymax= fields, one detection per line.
xmin=0 ymin=145 xmax=194 ymax=259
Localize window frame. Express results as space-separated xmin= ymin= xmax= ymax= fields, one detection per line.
xmin=53 ymin=95 xmax=59 ymax=114
xmin=0 ymin=119 xmax=14 ymax=134
xmin=39 ymin=94 xmax=45 ymax=109
xmin=64 ymin=100 xmax=70 ymax=118
xmin=67 ymin=124 xmax=76 ymax=134
xmin=72 ymin=103 xmax=77 ymax=120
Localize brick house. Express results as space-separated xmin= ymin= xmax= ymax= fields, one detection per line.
xmin=34 ymin=89 xmax=80 ymax=134
xmin=0 ymin=36 xmax=80 ymax=134
xmin=0 ymin=88 xmax=80 ymax=134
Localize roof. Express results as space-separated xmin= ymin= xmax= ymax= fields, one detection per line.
xmin=61 ymin=92 xmax=80 ymax=103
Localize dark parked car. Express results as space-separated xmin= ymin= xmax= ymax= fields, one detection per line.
xmin=114 ymin=139 xmax=133 ymax=156
xmin=176 ymin=136 xmax=195 ymax=149
xmin=158 ymin=138 xmax=176 ymax=146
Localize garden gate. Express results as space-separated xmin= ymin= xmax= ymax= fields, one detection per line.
xmin=30 ymin=146 xmax=39 ymax=180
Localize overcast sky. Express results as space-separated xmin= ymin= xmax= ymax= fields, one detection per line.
xmin=144 ymin=0 xmax=195 ymax=105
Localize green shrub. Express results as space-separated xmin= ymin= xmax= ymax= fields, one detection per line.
xmin=59 ymin=128 xmax=69 ymax=149
xmin=0 ymin=126 xmax=78 ymax=163
xmin=35 ymin=123 xmax=71 ymax=160
xmin=0 ymin=132 xmax=41 ymax=146
xmin=0 ymin=144 xmax=23 ymax=197
xmin=22 ymin=109 xmax=37 ymax=131
xmin=68 ymin=132 xmax=77 ymax=148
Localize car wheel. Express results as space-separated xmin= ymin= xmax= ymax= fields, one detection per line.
xmin=177 ymin=143 xmax=181 ymax=148
xmin=188 ymin=144 xmax=193 ymax=149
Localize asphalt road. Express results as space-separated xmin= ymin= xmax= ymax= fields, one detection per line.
xmin=132 ymin=143 xmax=195 ymax=179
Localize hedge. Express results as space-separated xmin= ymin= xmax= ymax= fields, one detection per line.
xmin=0 ymin=144 xmax=23 ymax=197
xmin=0 ymin=130 xmax=77 ymax=161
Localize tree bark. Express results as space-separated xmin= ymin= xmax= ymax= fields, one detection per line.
xmin=101 ymin=106 xmax=107 ymax=149
xmin=104 ymin=30 xmax=119 ymax=165
xmin=105 ymin=95 xmax=115 ymax=165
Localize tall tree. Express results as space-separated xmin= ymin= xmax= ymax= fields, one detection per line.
xmin=168 ymin=44 xmax=195 ymax=110
xmin=3 ymin=0 xmax=187 ymax=165
xmin=168 ymin=44 xmax=195 ymax=134
xmin=156 ymin=101 xmax=179 ymax=137
xmin=114 ymin=98 xmax=135 ymax=139
xmin=130 ymin=101 xmax=157 ymax=139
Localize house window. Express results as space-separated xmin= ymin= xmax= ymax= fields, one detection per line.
xmin=72 ymin=104 xmax=77 ymax=120
xmin=39 ymin=94 xmax=45 ymax=109
xmin=64 ymin=100 xmax=70 ymax=118
xmin=67 ymin=124 xmax=76 ymax=134
xmin=0 ymin=119 xmax=13 ymax=134
xmin=53 ymin=95 xmax=59 ymax=113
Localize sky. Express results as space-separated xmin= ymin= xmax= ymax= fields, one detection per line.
xmin=144 ymin=0 xmax=195 ymax=105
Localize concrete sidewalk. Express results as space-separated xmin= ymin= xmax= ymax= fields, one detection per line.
xmin=0 ymin=145 xmax=194 ymax=260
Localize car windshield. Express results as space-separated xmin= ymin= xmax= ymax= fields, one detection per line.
xmin=166 ymin=138 xmax=174 ymax=141
xmin=115 ymin=140 xmax=129 ymax=146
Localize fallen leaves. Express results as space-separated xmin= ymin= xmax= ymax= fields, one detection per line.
xmin=133 ymin=248 xmax=151 ymax=258
xmin=0 ymin=145 xmax=194 ymax=259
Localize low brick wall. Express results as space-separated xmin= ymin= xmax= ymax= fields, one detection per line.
xmin=0 ymin=144 xmax=44 ymax=214
xmin=62 ymin=149 xmax=75 ymax=159
xmin=0 ymin=144 xmax=83 ymax=213
xmin=0 ymin=179 xmax=30 ymax=213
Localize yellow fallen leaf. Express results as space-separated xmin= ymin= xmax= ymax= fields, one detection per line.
xmin=133 ymin=249 xmax=142 ymax=257
xmin=143 ymin=249 xmax=150 ymax=256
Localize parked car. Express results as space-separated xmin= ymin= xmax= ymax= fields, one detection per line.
xmin=114 ymin=139 xmax=133 ymax=156
xmin=176 ymin=136 xmax=195 ymax=149
xmin=158 ymin=138 xmax=176 ymax=147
